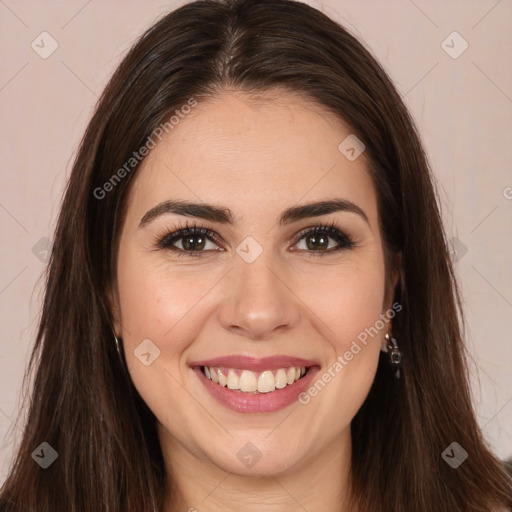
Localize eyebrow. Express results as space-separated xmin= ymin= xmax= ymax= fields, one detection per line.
xmin=138 ymin=198 xmax=369 ymax=228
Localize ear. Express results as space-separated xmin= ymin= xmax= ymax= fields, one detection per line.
xmin=105 ymin=282 xmax=122 ymax=336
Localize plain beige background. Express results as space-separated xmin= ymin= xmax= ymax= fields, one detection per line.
xmin=0 ymin=0 xmax=511 ymax=481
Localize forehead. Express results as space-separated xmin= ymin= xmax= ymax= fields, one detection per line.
xmin=125 ymin=89 xmax=378 ymax=226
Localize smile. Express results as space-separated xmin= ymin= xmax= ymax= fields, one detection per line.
xmin=191 ymin=355 xmax=320 ymax=413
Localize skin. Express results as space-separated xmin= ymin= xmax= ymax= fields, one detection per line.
xmin=109 ymin=89 xmax=398 ymax=512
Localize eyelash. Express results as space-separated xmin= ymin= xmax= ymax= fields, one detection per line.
xmin=154 ymin=220 xmax=355 ymax=257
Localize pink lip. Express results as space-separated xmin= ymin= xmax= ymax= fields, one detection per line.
xmin=192 ymin=364 xmax=321 ymax=414
xmin=190 ymin=355 xmax=318 ymax=372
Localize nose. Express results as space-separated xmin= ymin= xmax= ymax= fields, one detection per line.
xmin=218 ymin=249 xmax=301 ymax=341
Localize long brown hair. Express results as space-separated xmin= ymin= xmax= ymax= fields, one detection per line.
xmin=1 ymin=1 xmax=511 ymax=510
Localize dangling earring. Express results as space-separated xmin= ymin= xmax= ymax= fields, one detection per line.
xmin=382 ymin=332 xmax=402 ymax=379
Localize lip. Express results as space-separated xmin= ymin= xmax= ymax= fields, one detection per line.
xmin=192 ymin=363 xmax=321 ymax=414
xmin=190 ymin=355 xmax=319 ymax=372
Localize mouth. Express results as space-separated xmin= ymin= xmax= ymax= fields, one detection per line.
xmin=190 ymin=355 xmax=320 ymax=413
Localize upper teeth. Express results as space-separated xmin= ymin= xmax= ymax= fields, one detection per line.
xmin=203 ymin=366 xmax=307 ymax=393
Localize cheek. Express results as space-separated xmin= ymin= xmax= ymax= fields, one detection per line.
xmin=116 ymin=252 xmax=218 ymax=342
xmin=293 ymin=257 xmax=387 ymax=350
xmin=334 ymin=271 xmax=386 ymax=345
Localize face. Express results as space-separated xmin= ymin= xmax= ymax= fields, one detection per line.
xmin=110 ymin=90 xmax=395 ymax=478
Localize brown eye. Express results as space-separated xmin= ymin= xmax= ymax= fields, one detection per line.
xmin=157 ymin=225 xmax=223 ymax=256
xmin=180 ymin=233 xmax=207 ymax=251
xmin=294 ymin=224 xmax=354 ymax=253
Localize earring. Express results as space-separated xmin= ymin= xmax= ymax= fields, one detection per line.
xmin=112 ymin=329 xmax=123 ymax=360
xmin=382 ymin=332 xmax=402 ymax=379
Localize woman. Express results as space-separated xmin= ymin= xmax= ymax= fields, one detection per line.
xmin=1 ymin=0 xmax=510 ymax=510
